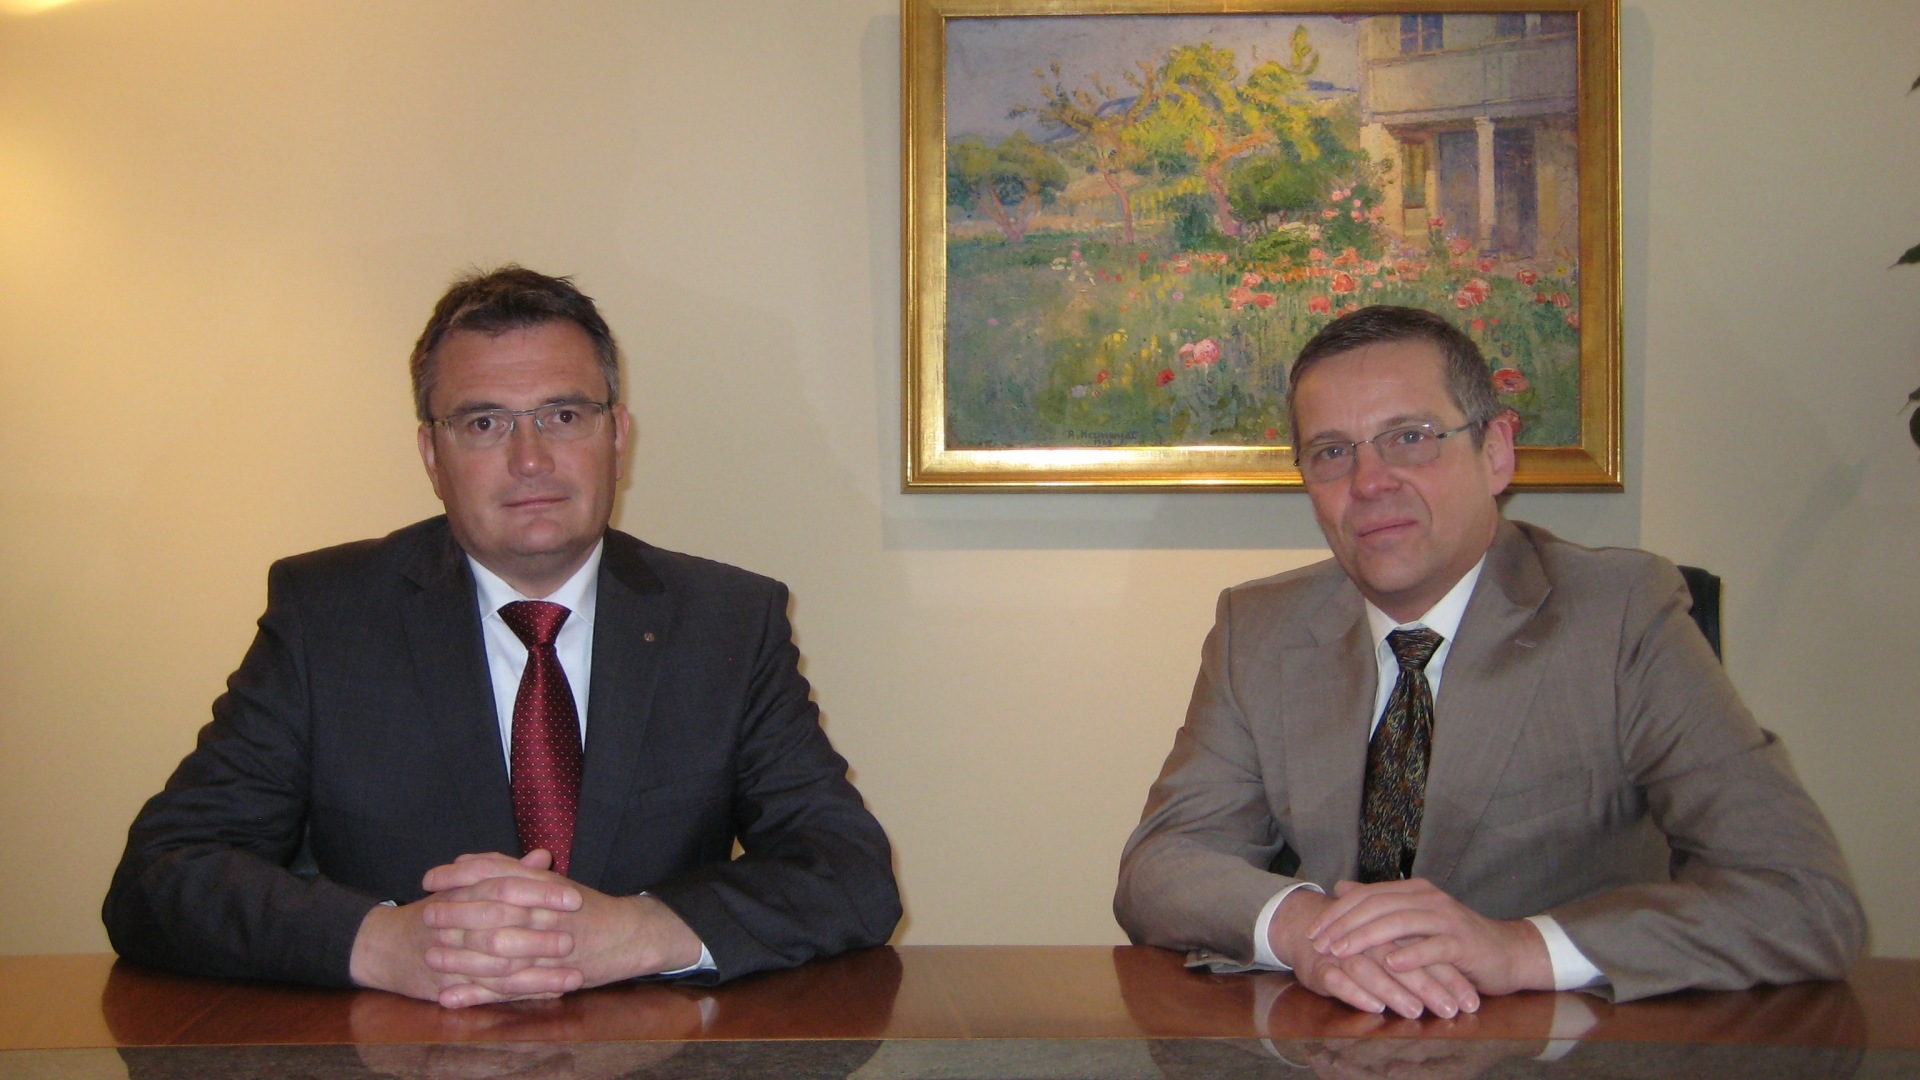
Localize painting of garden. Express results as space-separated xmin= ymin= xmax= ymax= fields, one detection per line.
xmin=943 ymin=14 xmax=1583 ymax=450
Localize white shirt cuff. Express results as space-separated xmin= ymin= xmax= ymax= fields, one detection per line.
xmin=658 ymin=943 xmax=717 ymax=976
xmin=1251 ymin=881 xmax=1326 ymax=969
xmin=1526 ymin=914 xmax=1606 ymax=991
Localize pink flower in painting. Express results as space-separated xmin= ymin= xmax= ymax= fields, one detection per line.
xmin=1352 ymin=198 xmax=1363 ymax=209
xmin=1330 ymin=272 xmax=1357 ymax=294
xmin=1309 ymin=248 xmax=1327 ymax=263
xmin=1551 ymin=291 xmax=1572 ymax=308
xmin=1448 ymin=236 xmax=1473 ymax=255
xmin=1172 ymin=257 xmax=1192 ymax=274
xmin=1491 ymin=368 xmax=1529 ymax=395
xmin=1369 ymin=280 xmax=1383 ymax=290
xmin=1188 ymin=338 xmax=1221 ymax=366
xmin=1338 ymin=302 xmax=1360 ymax=315
xmin=1157 ymin=368 xmax=1176 ymax=386
xmin=1308 ymin=295 xmax=1333 ymax=314
xmin=987 ymin=318 xmax=998 ymax=326
xmin=1252 ymin=292 xmax=1275 ymax=309
xmin=1227 ymin=285 xmax=1254 ymax=310
xmin=1362 ymin=260 xmax=1380 ymax=275
xmin=1535 ymin=291 xmax=1551 ymax=304
xmin=1322 ymin=208 xmax=1338 ymax=219
xmin=1566 ymin=310 xmax=1581 ymax=329
xmin=1428 ymin=215 xmax=1447 ymax=229
xmin=1242 ymin=272 xmax=1264 ymax=288
xmin=1471 ymin=318 xmax=1487 ymax=334
xmin=1516 ymin=268 xmax=1538 ymax=286
xmin=1476 ymin=256 xmax=1496 ymax=273
xmin=1351 ymin=210 xmax=1364 ymax=221
xmin=1502 ymin=406 xmax=1525 ymax=438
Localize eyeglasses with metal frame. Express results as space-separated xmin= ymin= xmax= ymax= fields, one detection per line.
xmin=1295 ymin=421 xmax=1480 ymax=484
xmin=429 ymin=401 xmax=610 ymax=450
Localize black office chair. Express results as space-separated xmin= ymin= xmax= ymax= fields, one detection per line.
xmin=1676 ymin=565 xmax=1722 ymax=661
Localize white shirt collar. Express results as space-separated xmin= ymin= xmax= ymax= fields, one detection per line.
xmin=1363 ymin=553 xmax=1488 ymax=648
xmin=468 ymin=539 xmax=605 ymax=619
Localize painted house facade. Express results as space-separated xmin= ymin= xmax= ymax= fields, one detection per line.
xmin=1357 ymin=13 xmax=1579 ymax=263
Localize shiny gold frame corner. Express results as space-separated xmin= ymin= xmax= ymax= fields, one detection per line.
xmin=903 ymin=0 xmax=1621 ymax=492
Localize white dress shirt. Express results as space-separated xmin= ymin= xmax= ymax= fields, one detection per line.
xmin=468 ymin=541 xmax=715 ymax=975
xmin=1250 ymin=556 xmax=1604 ymax=991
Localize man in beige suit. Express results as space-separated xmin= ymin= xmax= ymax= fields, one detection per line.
xmin=1115 ymin=306 xmax=1863 ymax=1019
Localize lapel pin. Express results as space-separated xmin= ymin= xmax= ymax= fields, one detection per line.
xmin=643 ymin=632 xmax=656 ymax=642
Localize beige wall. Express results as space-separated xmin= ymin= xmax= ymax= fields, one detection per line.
xmin=1 ymin=0 xmax=1916 ymax=958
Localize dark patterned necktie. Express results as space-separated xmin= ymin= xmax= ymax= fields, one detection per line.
xmin=1358 ymin=627 xmax=1444 ymax=884
xmin=499 ymin=600 xmax=583 ymax=878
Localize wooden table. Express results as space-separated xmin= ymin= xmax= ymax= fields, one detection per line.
xmin=3 ymin=948 xmax=1916 ymax=1078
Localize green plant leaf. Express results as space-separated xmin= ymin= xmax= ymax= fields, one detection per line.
xmin=1897 ymin=243 xmax=1920 ymax=267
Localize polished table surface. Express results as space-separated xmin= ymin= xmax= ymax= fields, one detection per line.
xmin=2 ymin=948 xmax=1917 ymax=1078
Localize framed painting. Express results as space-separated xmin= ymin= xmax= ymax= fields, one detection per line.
xmin=903 ymin=0 xmax=1620 ymax=490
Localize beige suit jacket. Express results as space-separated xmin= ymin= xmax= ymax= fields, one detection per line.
xmin=1115 ymin=519 xmax=1864 ymax=1002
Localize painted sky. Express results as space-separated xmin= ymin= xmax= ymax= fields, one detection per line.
xmin=946 ymin=15 xmax=1364 ymax=142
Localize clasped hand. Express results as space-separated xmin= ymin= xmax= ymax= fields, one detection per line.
xmin=1274 ymin=878 xmax=1553 ymax=1019
xmin=350 ymin=850 xmax=704 ymax=1008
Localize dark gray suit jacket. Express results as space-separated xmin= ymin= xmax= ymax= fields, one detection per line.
xmin=1116 ymin=519 xmax=1864 ymax=1001
xmin=104 ymin=516 xmax=900 ymax=986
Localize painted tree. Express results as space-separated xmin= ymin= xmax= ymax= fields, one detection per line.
xmin=947 ymin=131 xmax=1068 ymax=243
xmin=1012 ymin=61 xmax=1161 ymax=244
xmin=1131 ymin=28 xmax=1323 ymax=237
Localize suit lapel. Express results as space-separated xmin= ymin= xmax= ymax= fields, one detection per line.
xmin=1417 ymin=520 xmax=1555 ymax=889
xmin=567 ymin=530 xmax=671 ymax=890
xmin=1279 ymin=575 xmax=1376 ymax=885
xmin=398 ymin=523 xmax=519 ymax=855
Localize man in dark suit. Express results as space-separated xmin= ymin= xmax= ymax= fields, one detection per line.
xmin=1116 ymin=306 xmax=1861 ymax=1018
xmin=104 ymin=267 xmax=900 ymax=1007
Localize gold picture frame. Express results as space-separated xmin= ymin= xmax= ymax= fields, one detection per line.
xmin=904 ymin=0 xmax=1620 ymax=490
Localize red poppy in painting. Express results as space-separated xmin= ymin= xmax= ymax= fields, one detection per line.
xmin=1427 ymin=215 xmax=1446 ymax=229
xmin=1157 ymin=368 xmax=1176 ymax=386
xmin=1470 ymin=318 xmax=1486 ymax=333
xmin=1476 ymin=256 xmax=1496 ymax=273
xmin=1516 ymin=269 xmax=1538 ymax=286
xmin=1551 ymin=291 xmax=1572 ymax=308
xmin=1330 ymin=272 xmax=1357 ymax=294
xmin=1492 ymin=368 xmax=1529 ymax=395
xmin=1308 ymin=295 xmax=1333 ymax=314
xmin=1253 ymin=292 xmax=1275 ymax=309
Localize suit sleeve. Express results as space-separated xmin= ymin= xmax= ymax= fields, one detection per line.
xmin=1114 ymin=588 xmax=1298 ymax=966
xmin=101 ymin=561 xmax=382 ymax=986
xmin=1548 ymin=560 xmax=1866 ymax=1001
xmin=645 ymin=584 xmax=900 ymax=983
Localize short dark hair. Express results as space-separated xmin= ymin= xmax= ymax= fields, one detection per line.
xmin=1287 ymin=305 xmax=1500 ymax=449
xmin=409 ymin=265 xmax=621 ymax=422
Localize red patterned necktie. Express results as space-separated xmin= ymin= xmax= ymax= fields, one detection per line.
xmin=499 ymin=600 xmax=583 ymax=878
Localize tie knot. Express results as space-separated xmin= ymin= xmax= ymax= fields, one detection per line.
xmin=500 ymin=600 xmax=570 ymax=648
xmin=1387 ymin=627 xmax=1443 ymax=671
